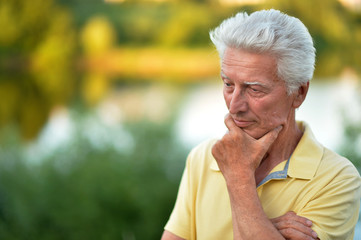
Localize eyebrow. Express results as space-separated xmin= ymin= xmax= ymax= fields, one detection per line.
xmin=244 ymin=81 xmax=265 ymax=87
xmin=221 ymin=72 xmax=230 ymax=80
xmin=221 ymin=72 xmax=268 ymax=88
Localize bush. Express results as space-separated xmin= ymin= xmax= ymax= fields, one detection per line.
xmin=0 ymin=116 xmax=187 ymax=239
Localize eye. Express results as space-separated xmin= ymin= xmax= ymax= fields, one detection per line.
xmin=222 ymin=78 xmax=233 ymax=88
xmin=222 ymin=80 xmax=234 ymax=93
xmin=248 ymin=86 xmax=266 ymax=97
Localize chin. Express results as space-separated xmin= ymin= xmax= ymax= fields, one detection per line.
xmin=243 ymin=129 xmax=266 ymax=140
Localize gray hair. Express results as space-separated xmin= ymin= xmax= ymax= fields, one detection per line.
xmin=210 ymin=9 xmax=315 ymax=94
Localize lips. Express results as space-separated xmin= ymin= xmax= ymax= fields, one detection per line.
xmin=232 ymin=118 xmax=254 ymax=128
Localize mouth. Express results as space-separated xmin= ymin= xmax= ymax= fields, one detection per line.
xmin=232 ymin=118 xmax=255 ymax=128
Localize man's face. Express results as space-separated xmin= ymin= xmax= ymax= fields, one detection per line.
xmin=221 ymin=48 xmax=298 ymax=139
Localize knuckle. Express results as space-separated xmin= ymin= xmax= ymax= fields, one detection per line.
xmin=230 ymin=134 xmax=238 ymax=142
xmin=284 ymin=219 xmax=293 ymax=227
xmin=211 ymin=145 xmax=217 ymax=154
xmin=285 ymin=211 xmax=296 ymax=217
xmin=212 ymin=141 xmax=219 ymax=149
xmin=283 ymin=228 xmax=293 ymax=237
xmin=212 ymin=142 xmax=222 ymax=155
xmin=283 ymin=212 xmax=296 ymax=221
xmin=223 ymin=132 xmax=231 ymax=140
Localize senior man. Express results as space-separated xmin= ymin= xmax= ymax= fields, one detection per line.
xmin=162 ymin=9 xmax=361 ymax=240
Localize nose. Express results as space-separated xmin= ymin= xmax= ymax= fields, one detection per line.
xmin=229 ymin=90 xmax=248 ymax=114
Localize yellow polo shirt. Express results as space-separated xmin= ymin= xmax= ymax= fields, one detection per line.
xmin=164 ymin=122 xmax=361 ymax=240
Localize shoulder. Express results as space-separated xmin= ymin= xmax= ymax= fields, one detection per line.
xmin=316 ymin=148 xmax=361 ymax=198
xmin=295 ymin=121 xmax=360 ymax=182
xmin=189 ymin=138 xmax=218 ymax=157
xmin=318 ymin=147 xmax=361 ymax=183
xmin=186 ymin=138 xmax=218 ymax=173
xmin=306 ymin=148 xmax=361 ymax=239
xmin=310 ymin=147 xmax=361 ymax=208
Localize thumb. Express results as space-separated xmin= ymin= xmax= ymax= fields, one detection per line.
xmin=258 ymin=125 xmax=283 ymax=148
xmin=224 ymin=114 xmax=239 ymax=132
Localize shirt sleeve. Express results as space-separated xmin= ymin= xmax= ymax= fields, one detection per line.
xmin=300 ymin=164 xmax=361 ymax=240
xmin=164 ymin=153 xmax=193 ymax=239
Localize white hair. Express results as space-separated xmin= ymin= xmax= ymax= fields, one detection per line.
xmin=210 ymin=9 xmax=316 ymax=94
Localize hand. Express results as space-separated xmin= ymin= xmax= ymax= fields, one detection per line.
xmin=211 ymin=114 xmax=282 ymax=181
xmin=271 ymin=212 xmax=319 ymax=240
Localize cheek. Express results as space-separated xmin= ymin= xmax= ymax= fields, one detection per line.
xmin=259 ymin=104 xmax=289 ymax=126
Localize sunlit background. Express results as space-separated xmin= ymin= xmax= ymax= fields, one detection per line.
xmin=0 ymin=0 xmax=361 ymax=239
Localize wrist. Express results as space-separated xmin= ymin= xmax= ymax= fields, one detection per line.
xmin=225 ymin=170 xmax=256 ymax=188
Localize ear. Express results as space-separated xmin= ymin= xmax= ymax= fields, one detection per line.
xmin=292 ymin=82 xmax=309 ymax=108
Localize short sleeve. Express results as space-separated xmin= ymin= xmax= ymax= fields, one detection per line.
xmin=164 ymin=154 xmax=192 ymax=239
xmin=300 ymin=165 xmax=361 ymax=240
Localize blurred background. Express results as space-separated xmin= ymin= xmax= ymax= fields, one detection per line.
xmin=0 ymin=0 xmax=361 ymax=239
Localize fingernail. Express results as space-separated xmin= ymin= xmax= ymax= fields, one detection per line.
xmin=306 ymin=220 xmax=313 ymax=226
xmin=312 ymin=231 xmax=318 ymax=238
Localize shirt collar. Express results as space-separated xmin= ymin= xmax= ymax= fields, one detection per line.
xmin=210 ymin=121 xmax=324 ymax=180
xmin=287 ymin=121 xmax=323 ymax=180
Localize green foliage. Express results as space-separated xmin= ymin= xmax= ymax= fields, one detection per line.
xmin=339 ymin=117 xmax=361 ymax=171
xmin=63 ymin=1 xmax=235 ymax=47
xmin=0 ymin=0 xmax=77 ymax=139
xmin=338 ymin=85 xmax=361 ymax=171
xmin=0 ymin=115 xmax=187 ymax=239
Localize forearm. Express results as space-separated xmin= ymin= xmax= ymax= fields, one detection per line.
xmin=226 ymin=174 xmax=284 ymax=240
xmin=212 ymin=115 xmax=285 ymax=239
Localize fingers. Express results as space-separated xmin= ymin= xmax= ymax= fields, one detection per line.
xmin=272 ymin=212 xmax=312 ymax=227
xmin=224 ymin=114 xmax=283 ymax=143
xmin=271 ymin=212 xmax=318 ymax=240
xmin=274 ymin=221 xmax=317 ymax=239
xmin=224 ymin=114 xmax=282 ymax=156
xmin=211 ymin=139 xmax=224 ymax=161
xmin=258 ymin=125 xmax=283 ymax=148
xmin=278 ymin=228 xmax=317 ymax=240
xmin=224 ymin=114 xmax=239 ymax=132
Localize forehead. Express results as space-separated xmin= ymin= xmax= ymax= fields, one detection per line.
xmin=221 ymin=48 xmax=279 ymax=83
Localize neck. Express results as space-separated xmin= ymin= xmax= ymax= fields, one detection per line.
xmin=269 ymin=120 xmax=303 ymax=162
xmin=255 ymin=120 xmax=303 ymax=185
